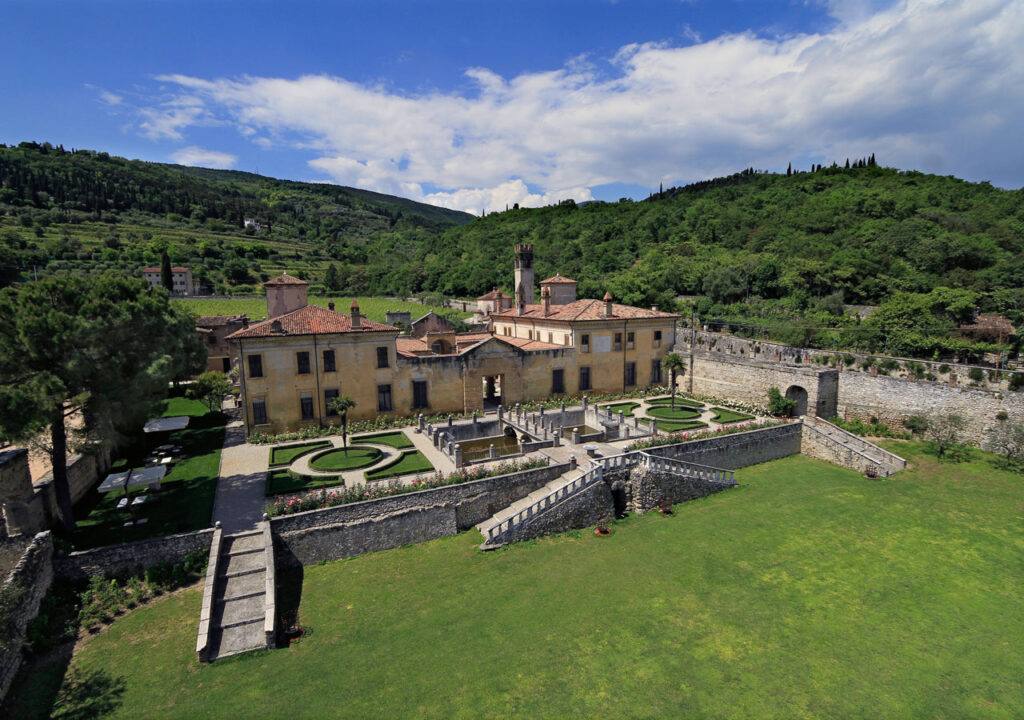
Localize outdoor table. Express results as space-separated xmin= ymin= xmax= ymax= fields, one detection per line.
xmin=144 ymin=416 xmax=190 ymax=434
xmin=160 ymin=457 xmax=174 ymax=467
xmin=98 ymin=465 xmax=167 ymax=494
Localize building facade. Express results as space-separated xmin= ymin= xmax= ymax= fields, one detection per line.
xmin=229 ymin=252 xmax=679 ymax=435
xmin=142 ymin=266 xmax=196 ymax=295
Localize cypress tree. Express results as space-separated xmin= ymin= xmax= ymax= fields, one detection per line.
xmin=786 ymin=163 xmax=792 ymax=176
xmin=160 ymin=250 xmax=172 ymax=292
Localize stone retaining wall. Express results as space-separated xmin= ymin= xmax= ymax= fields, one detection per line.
xmin=57 ymin=528 xmax=215 ymax=582
xmin=643 ymin=423 xmax=803 ymax=469
xmin=491 ymin=480 xmax=613 ymax=546
xmin=272 ymin=463 xmax=569 ymax=566
xmin=0 ymin=532 xmax=54 ymax=702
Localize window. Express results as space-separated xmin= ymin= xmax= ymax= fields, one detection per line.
xmin=580 ymin=333 xmax=590 ymax=353
xmin=651 ymin=359 xmax=663 ymax=385
xmin=627 ymin=332 xmax=635 ymax=350
xmin=527 ymin=330 xmax=533 ymax=340
xmin=247 ymin=354 xmax=263 ymax=379
xmin=377 ymin=346 xmax=389 ymax=368
xmin=624 ymin=362 xmax=636 ymax=387
xmin=296 ymin=351 xmax=311 ymax=375
xmin=323 ymin=349 xmax=336 ymax=373
xmin=412 ymin=380 xmax=429 ymax=409
xmin=377 ymin=384 xmax=393 ymax=411
xmin=653 ymin=330 xmax=662 ymax=348
xmin=579 ymin=366 xmax=591 ymax=392
xmin=548 ymin=332 xmax=553 ymax=343
xmin=324 ymin=388 xmax=339 ymax=416
xmin=552 ymin=369 xmax=565 ymax=394
xmin=614 ymin=333 xmax=623 ymax=351
xmin=300 ymin=392 xmax=315 ymax=420
xmin=252 ymin=397 xmax=268 ymax=425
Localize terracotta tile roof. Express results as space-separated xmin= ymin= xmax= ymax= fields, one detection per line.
xmin=142 ymin=267 xmax=190 ymax=273
xmin=491 ymin=299 xmax=678 ymax=322
xmin=226 ymin=304 xmax=397 ymax=339
xmin=264 ymin=273 xmax=308 ymax=286
xmin=477 ymin=289 xmax=507 ymax=300
xmin=539 ymin=274 xmax=578 ymax=285
xmin=395 ymin=332 xmax=563 ymax=358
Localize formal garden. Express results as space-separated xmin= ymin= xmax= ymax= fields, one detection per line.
xmin=600 ymin=394 xmax=756 ymax=433
xmin=8 ymin=440 xmax=1023 ymax=718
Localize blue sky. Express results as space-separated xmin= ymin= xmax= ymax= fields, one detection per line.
xmin=2 ymin=0 xmax=1021 ymax=212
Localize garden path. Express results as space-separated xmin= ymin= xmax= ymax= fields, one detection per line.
xmin=211 ymin=420 xmax=270 ymax=534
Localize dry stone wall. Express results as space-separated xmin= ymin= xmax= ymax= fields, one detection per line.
xmin=490 ymin=480 xmax=613 ymax=546
xmin=57 ymin=528 xmax=214 ymax=582
xmin=272 ymin=463 xmax=568 ymax=566
xmin=0 ymin=532 xmax=54 ymax=702
xmin=643 ymin=423 xmax=803 ymax=468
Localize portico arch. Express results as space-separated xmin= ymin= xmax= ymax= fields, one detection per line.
xmin=785 ymin=385 xmax=809 ymax=416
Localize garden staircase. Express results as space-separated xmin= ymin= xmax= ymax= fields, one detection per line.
xmin=802 ymin=415 xmax=906 ymax=477
xmin=197 ymin=522 xmax=277 ymax=662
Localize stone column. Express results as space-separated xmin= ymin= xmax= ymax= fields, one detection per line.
xmin=651 ymin=419 xmax=658 ymax=436
xmin=418 ymin=414 xmax=425 ymax=433
xmin=497 ymin=406 xmax=504 ymax=423
xmin=489 ymin=444 xmax=497 ymax=459
xmin=553 ymin=429 xmax=560 ymax=447
xmin=448 ymin=416 xmax=454 ymax=427
xmin=455 ymin=446 xmax=464 ymax=467
xmin=572 ymin=428 xmax=580 ymax=445
xmin=472 ymin=411 xmax=478 ymax=425
xmin=582 ymin=396 xmax=588 ymax=412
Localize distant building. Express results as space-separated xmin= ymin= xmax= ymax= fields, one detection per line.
xmin=410 ymin=310 xmax=453 ymax=339
xmin=142 ymin=266 xmax=196 ymax=296
xmin=195 ymin=315 xmax=249 ymax=373
xmin=956 ymin=313 xmax=1016 ymax=343
xmin=244 ymin=218 xmax=267 ymax=232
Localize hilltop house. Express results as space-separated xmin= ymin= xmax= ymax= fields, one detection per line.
xmin=142 ymin=266 xmax=197 ymax=295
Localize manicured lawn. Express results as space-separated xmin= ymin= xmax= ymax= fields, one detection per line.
xmin=39 ymin=443 xmax=1024 ymax=718
xmin=639 ymin=417 xmax=708 ymax=433
xmin=269 ymin=441 xmax=332 ymax=467
xmin=351 ymin=430 xmax=414 ymax=449
xmin=645 ymin=395 xmax=704 ymax=408
xmin=601 ymin=401 xmax=641 ymax=416
xmin=71 ymin=398 xmax=225 ymax=550
xmin=309 ymin=446 xmax=383 ymax=472
xmin=265 ymin=469 xmax=343 ymax=496
xmin=646 ymin=405 xmax=703 ymax=421
xmin=364 ymin=450 xmax=434 ymax=481
xmin=710 ymin=407 xmax=756 ymax=424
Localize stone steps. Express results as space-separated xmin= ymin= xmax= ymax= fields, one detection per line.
xmin=204 ymin=528 xmax=272 ymax=662
xmin=475 ymin=470 xmax=581 ymax=535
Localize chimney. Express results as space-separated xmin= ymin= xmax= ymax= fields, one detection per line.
xmin=328 ymin=301 xmax=335 ymax=311
xmin=651 ymin=304 xmax=658 ymax=313
xmin=604 ymin=292 xmax=613 ymax=318
xmin=542 ymin=286 xmax=551 ymax=316
xmin=350 ymin=300 xmax=361 ymax=328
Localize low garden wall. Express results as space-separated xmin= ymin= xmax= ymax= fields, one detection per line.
xmin=272 ymin=463 xmax=569 ymax=566
xmin=0 ymin=532 xmax=55 ymax=702
xmin=492 ymin=481 xmax=612 ymax=546
xmin=57 ymin=528 xmax=215 ymax=582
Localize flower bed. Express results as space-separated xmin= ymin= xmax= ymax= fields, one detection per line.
xmin=266 ymin=457 xmax=550 ymax=517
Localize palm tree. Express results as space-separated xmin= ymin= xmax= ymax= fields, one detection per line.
xmin=328 ymin=395 xmax=357 ymax=456
xmin=661 ymin=353 xmax=686 ymax=408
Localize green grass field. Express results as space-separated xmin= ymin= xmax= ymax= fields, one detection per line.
xmin=364 ymin=449 xmax=434 ymax=481
xmin=646 ymin=405 xmax=703 ymax=421
xmin=71 ymin=398 xmax=225 ymax=550
xmin=33 ymin=442 xmax=1024 ymax=719
xmin=268 ymin=441 xmax=332 ymax=468
xmin=172 ymin=296 xmax=469 ymax=323
xmin=265 ymin=469 xmax=343 ymax=496
xmin=309 ymin=446 xmax=383 ymax=472
xmin=601 ymin=401 xmax=641 ymax=416
xmin=639 ymin=417 xmax=708 ymax=433
xmin=710 ymin=407 xmax=756 ymax=424
xmin=351 ymin=430 xmax=414 ymax=449
xmin=646 ymin=395 xmax=704 ymax=408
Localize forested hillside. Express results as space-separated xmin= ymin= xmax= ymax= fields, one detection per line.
xmin=1 ymin=143 xmax=1021 ymax=358
xmin=0 ymin=141 xmax=471 ymax=291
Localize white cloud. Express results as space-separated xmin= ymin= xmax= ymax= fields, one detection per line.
xmin=99 ymin=90 xmax=123 ymax=106
xmin=170 ymin=146 xmax=237 ymax=169
xmin=137 ymin=0 xmax=1024 ymax=211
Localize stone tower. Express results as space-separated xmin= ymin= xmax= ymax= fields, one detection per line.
xmin=265 ymin=273 xmax=309 ymax=318
xmin=514 ymin=243 xmax=534 ymax=313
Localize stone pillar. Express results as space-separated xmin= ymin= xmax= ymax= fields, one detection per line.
xmin=472 ymin=411 xmax=478 ymax=425
xmin=497 ymin=406 xmax=504 ymax=423
xmin=539 ymin=406 xmax=545 ymax=416
xmin=570 ymin=455 xmax=578 ymax=470
xmin=572 ymin=428 xmax=580 ymax=445
xmin=553 ymin=429 xmax=560 ymax=447
xmin=582 ymin=397 xmax=588 ymax=412
xmin=454 ymin=446 xmax=464 ymax=467
xmin=651 ymin=419 xmax=658 ymax=436
xmin=618 ymin=410 xmax=625 ymax=426
xmin=489 ymin=444 xmax=497 ymax=459
xmin=561 ymin=402 xmax=566 ymax=413
xmin=543 ymin=426 xmax=549 ymax=440
xmin=633 ymin=416 xmax=639 ymax=428
xmin=447 ymin=441 xmax=455 ymax=457
xmin=418 ymin=414 xmax=425 ymax=433
xmin=448 ymin=416 xmax=454 ymax=428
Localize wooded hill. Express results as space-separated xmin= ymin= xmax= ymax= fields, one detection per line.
xmin=0 ymin=141 xmax=472 ymax=291
xmin=1 ymin=143 xmax=1022 ymax=335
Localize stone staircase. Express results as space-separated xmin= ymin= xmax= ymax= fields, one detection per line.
xmin=802 ymin=415 xmax=906 ymax=477
xmin=476 ymin=466 xmax=593 ymax=547
xmin=197 ymin=523 xmax=276 ymax=662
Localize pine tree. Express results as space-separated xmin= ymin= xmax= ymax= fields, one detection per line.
xmin=786 ymin=163 xmax=792 ymax=176
xmin=845 ymin=158 xmax=850 ymax=169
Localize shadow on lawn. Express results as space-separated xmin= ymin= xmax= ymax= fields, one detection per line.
xmin=0 ymin=646 xmax=124 ymax=720
xmin=275 ymin=545 xmax=306 ymax=648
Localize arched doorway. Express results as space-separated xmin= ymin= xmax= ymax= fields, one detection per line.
xmin=785 ymin=385 xmax=808 ymax=416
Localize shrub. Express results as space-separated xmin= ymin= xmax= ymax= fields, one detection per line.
xmin=860 ymin=358 xmax=876 ymax=371
xmin=880 ymin=359 xmax=900 ymax=371
xmin=903 ymin=415 xmax=930 ymax=437
xmin=843 ymin=354 xmax=856 ymax=366
xmin=968 ymin=367 xmax=985 ymax=382
xmin=938 ymin=363 xmax=951 ymax=374
xmin=1010 ymin=373 xmax=1024 ymax=392
xmin=767 ymin=387 xmax=797 ymax=417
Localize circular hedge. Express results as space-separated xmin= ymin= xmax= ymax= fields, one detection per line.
xmin=646 ymin=406 xmax=703 ymax=421
xmin=309 ymin=446 xmax=383 ymax=472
